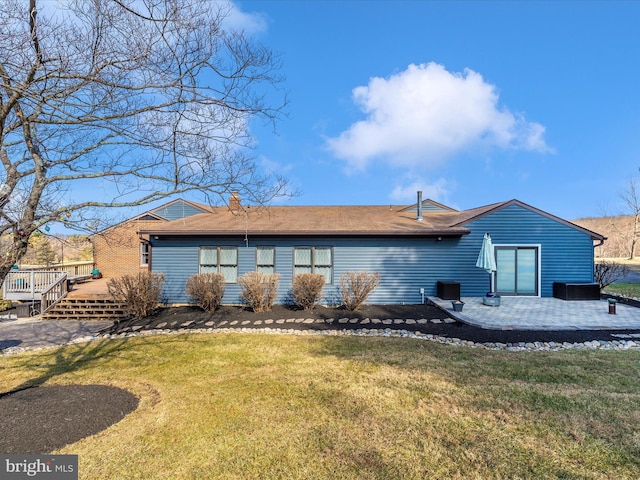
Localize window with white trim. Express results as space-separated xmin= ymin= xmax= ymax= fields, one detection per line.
xmin=140 ymin=243 xmax=150 ymax=266
xmin=199 ymin=246 xmax=238 ymax=283
xmin=256 ymin=246 xmax=275 ymax=274
xmin=293 ymin=246 xmax=333 ymax=283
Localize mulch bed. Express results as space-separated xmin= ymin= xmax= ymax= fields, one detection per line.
xmin=0 ymin=384 xmax=138 ymax=454
xmin=102 ymin=303 xmax=640 ymax=345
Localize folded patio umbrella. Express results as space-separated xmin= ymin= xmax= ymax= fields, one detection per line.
xmin=476 ymin=233 xmax=497 ymax=293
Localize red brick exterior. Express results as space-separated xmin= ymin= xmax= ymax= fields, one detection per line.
xmin=91 ymin=219 xmax=160 ymax=279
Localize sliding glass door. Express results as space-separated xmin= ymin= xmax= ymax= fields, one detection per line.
xmin=495 ymin=246 xmax=539 ymax=296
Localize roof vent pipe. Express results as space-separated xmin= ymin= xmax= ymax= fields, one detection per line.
xmin=416 ymin=191 xmax=424 ymax=221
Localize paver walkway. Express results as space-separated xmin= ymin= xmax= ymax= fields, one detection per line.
xmin=0 ymin=317 xmax=112 ymax=351
xmin=429 ymin=296 xmax=640 ymax=330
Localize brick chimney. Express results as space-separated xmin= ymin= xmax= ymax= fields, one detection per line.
xmin=229 ymin=191 xmax=241 ymax=212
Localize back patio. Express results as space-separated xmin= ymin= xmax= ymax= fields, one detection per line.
xmin=429 ymin=296 xmax=640 ymax=331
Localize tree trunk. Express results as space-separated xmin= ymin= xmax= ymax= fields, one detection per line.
xmin=0 ymin=232 xmax=31 ymax=281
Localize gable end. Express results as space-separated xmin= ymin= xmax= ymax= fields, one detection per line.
xmin=453 ymin=199 xmax=605 ymax=241
xmin=151 ymin=199 xmax=210 ymax=221
xmin=399 ymin=198 xmax=458 ymax=214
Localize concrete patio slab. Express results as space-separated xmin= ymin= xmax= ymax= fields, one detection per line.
xmin=428 ymin=296 xmax=640 ymax=331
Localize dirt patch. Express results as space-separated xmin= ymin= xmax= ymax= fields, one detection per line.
xmin=0 ymin=384 xmax=138 ymax=454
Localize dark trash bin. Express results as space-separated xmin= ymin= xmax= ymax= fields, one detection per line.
xmin=553 ymin=282 xmax=600 ymax=300
xmin=437 ymin=281 xmax=460 ymax=300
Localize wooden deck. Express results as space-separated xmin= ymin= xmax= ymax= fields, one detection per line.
xmin=66 ymin=277 xmax=111 ymax=298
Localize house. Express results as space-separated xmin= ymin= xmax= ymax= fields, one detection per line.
xmin=93 ymin=192 xmax=604 ymax=305
xmin=91 ymin=199 xmax=213 ymax=279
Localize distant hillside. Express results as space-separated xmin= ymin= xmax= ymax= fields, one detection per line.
xmin=15 ymin=234 xmax=93 ymax=266
xmin=573 ymin=215 xmax=637 ymax=259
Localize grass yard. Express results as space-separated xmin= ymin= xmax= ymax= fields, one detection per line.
xmin=604 ymin=282 xmax=640 ymax=299
xmin=1 ymin=333 xmax=640 ymax=479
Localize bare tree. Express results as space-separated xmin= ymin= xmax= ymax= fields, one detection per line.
xmin=594 ymin=260 xmax=630 ymax=289
xmin=0 ymin=0 xmax=288 ymax=281
xmin=619 ymin=174 xmax=640 ymax=259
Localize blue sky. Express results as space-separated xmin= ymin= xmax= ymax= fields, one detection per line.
xmin=226 ymin=0 xmax=640 ymax=220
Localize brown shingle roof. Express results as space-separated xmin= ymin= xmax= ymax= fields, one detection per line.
xmin=138 ymin=198 xmax=606 ymax=240
xmin=140 ymin=204 xmax=470 ymax=237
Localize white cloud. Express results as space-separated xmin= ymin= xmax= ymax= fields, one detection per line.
xmin=260 ymin=155 xmax=294 ymax=175
xmin=327 ymin=63 xmax=551 ymax=171
xmin=389 ymin=177 xmax=453 ymax=205
xmin=224 ymin=2 xmax=268 ymax=34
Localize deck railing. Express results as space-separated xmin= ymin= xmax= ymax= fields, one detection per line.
xmin=40 ymin=273 xmax=69 ymax=314
xmin=2 ymin=270 xmax=68 ymax=302
xmin=19 ymin=261 xmax=95 ymax=276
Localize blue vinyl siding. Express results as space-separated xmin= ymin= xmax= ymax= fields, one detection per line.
xmin=152 ymin=236 xmax=446 ymax=305
xmin=405 ymin=201 xmax=452 ymax=213
xmin=152 ymin=200 xmax=206 ymax=221
xmin=150 ymin=204 xmax=596 ymax=304
xmin=455 ymin=205 xmax=595 ymax=297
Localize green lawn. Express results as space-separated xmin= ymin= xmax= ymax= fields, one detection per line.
xmin=2 ymin=333 xmax=640 ymax=479
xmin=604 ymin=282 xmax=640 ymax=298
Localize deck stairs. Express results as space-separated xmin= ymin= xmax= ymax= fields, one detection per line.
xmin=42 ymin=297 xmax=128 ymax=321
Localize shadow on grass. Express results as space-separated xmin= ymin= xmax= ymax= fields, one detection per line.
xmin=0 ymin=335 xmax=134 ymax=398
xmin=0 ymin=339 xmax=21 ymax=351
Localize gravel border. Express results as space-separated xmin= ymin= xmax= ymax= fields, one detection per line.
xmin=2 ymin=324 xmax=638 ymax=355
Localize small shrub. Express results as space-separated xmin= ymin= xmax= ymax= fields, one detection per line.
xmin=594 ymin=261 xmax=630 ymax=289
xmin=238 ymin=272 xmax=280 ymax=312
xmin=185 ymin=273 xmax=225 ymax=312
xmin=0 ymin=294 xmax=12 ymax=312
xmin=107 ymin=272 xmax=165 ymax=319
xmin=291 ymin=273 xmax=325 ymax=310
xmin=339 ymin=271 xmax=381 ymax=311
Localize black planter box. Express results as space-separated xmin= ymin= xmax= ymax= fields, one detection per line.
xmin=437 ymin=281 xmax=460 ymax=300
xmin=553 ymin=282 xmax=600 ymax=300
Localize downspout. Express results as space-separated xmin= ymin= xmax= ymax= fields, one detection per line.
xmin=593 ymin=237 xmax=606 ymax=283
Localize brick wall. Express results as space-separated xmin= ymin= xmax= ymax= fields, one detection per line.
xmin=91 ymin=219 xmax=161 ymax=279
